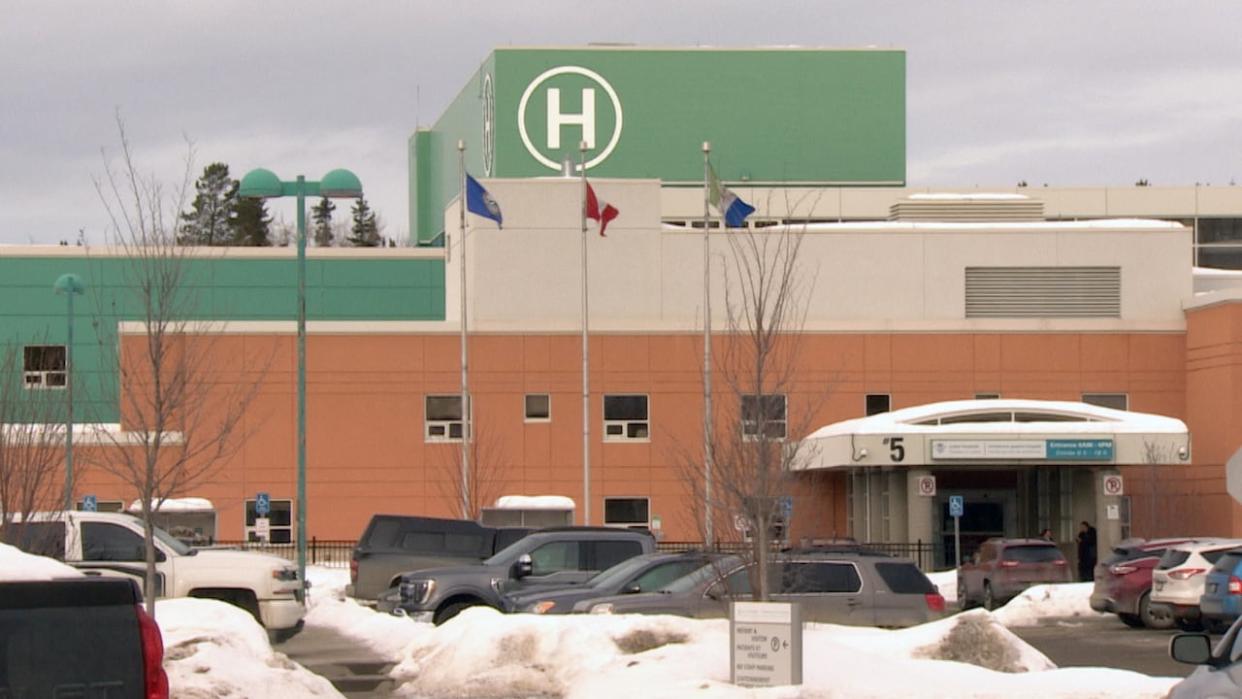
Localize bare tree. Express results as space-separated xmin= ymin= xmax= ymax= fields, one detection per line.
xmin=88 ymin=117 xmax=264 ymax=617
xmin=0 ymin=340 xmax=71 ymax=542
xmin=676 ymin=209 xmax=824 ymax=601
xmin=434 ymin=419 xmax=507 ymax=520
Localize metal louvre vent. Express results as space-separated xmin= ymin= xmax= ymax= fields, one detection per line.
xmin=965 ymin=267 xmax=1121 ymax=318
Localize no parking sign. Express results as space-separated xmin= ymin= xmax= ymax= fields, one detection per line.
xmin=916 ymin=476 xmax=936 ymax=497
xmin=1102 ymin=474 xmax=1124 ymax=496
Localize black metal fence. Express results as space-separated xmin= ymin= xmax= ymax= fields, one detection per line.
xmin=656 ymin=540 xmax=944 ymax=571
xmin=206 ymin=539 xmax=356 ymax=568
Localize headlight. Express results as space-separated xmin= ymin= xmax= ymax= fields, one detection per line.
xmin=271 ymin=568 xmax=298 ymax=582
xmin=526 ymin=600 xmax=557 ymax=615
xmin=400 ymin=579 xmax=436 ymax=605
xmin=590 ymin=603 xmax=614 ymax=615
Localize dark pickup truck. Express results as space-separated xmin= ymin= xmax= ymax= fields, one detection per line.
xmin=1 ymin=577 xmax=168 ymax=698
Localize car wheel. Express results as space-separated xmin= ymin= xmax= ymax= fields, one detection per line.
xmin=983 ymin=582 xmax=998 ymax=611
xmin=1204 ymin=618 xmax=1231 ymax=635
xmin=433 ymin=601 xmax=477 ymax=626
xmin=1118 ymin=613 xmax=1144 ymax=628
xmin=1139 ymin=592 xmax=1175 ymax=630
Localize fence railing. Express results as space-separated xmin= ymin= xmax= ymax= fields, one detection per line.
xmin=656 ymin=540 xmax=944 ymax=571
xmin=204 ymin=539 xmax=356 ymax=568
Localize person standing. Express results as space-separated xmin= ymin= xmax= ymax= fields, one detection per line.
xmin=1039 ymin=527 xmax=1054 ymax=542
xmin=1076 ymin=521 xmax=1098 ymax=581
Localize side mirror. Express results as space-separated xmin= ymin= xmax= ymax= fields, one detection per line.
xmin=1170 ymin=633 xmax=1214 ymax=666
xmin=514 ymin=553 xmax=533 ymax=579
xmin=623 ymin=583 xmax=642 ymax=594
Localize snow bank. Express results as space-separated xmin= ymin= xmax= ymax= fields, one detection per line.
xmin=158 ymin=598 xmax=342 ymax=698
xmin=388 ymin=608 xmax=1175 ymax=699
xmin=0 ymin=542 xmax=82 ymax=581
xmin=991 ymin=582 xmax=1108 ymax=627
xmin=303 ymin=565 xmax=431 ymax=661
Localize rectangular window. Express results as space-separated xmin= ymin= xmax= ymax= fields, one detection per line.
xmin=975 ymin=393 xmax=1000 ymax=400
xmin=24 ymin=345 xmax=66 ymax=390
xmin=425 ymin=395 xmax=467 ymax=442
xmin=603 ymin=394 xmax=649 ymax=441
xmin=741 ymin=394 xmax=787 ymax=440
xmin=1082 ymin=393 xmax=1128 ymax=411
xmin=603 ymin=497 xmax=650 ymax=528
xmin=524 ymin=394 xmax=551 ymax=422
xmin=865 ymin=394 xmax=890 ymax=416
xmin=75 ymin=500 xmax=125 ymax=513
xmin=244 ymin=498 xmax=293 ymax=544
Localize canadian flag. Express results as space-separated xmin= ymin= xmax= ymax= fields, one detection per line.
xmin=585 ymin=182 xmax=619 ymax=237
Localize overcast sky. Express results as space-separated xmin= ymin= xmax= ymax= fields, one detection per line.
xmin=3 ymin=1 xmax=1240 ymax=245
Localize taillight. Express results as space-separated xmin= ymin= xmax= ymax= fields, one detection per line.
xmin=136 ymin=604 xmax=170 ymax=699
xmin=1109 ymin=564 xmax=1137 ymax=575
xmin=999 ymin=560 xmax=1020 ymax=568
xmin=1052 ymin=559 xmax=1066 ymax=566
xmin=1229 ymin=576 xmax=1242 ymax=595
xmin=925 ymin=593 xmax=946 ymax=613
xmin=1168 ymin=568 xmax=1207 ymax=581
xmin=350 ymin=557 xmax=359 ymax=584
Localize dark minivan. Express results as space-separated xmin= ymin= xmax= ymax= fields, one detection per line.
xmin=348 ymin=515 xmax=531 ymax=601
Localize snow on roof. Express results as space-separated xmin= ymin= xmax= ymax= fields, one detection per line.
xmin=493 ymin=495 xmax=576 ymax=510
xmin=0 ymin=423 xmax=183 ymax=445
xmin=663 ymin=218 xmax=1183 ymax=233
xmin=806 ymin=399 xmax=1186 ymax=439
xmin=906 ymin=193 xmax=1031 ymax=201
xmin=128 ymin=497 xmax=215 ymax=513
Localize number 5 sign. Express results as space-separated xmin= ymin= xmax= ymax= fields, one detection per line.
xmin=1102 ymin=474 xmax=1124 ymax=496
xmin=916 ymin=475 xmax=936 ymax=497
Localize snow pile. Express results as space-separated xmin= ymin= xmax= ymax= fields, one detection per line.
xmin=926 ymin=568 xmax=958 ymax=604
xmin=389 ymin=608 xmax=1176 ymax=699
xmin=303 ymin=565 xmax=431 ymax=661
xmin=158 ymin=598 xmax=342 ymax=698
xmin=991 ymin=583 xmax=1107 ymax=627
xmin=0 ymin=542 xmax=82 ymax=581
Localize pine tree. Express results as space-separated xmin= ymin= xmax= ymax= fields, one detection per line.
xmin=347 ymin=197 xmax=381 ymax=247
xmin=311 ymin=197 xmax=336 ymax=247
xmin=231 ymin=197 xmax=272 ymax=246
xmin=179 ymin=163 xmax=237 ymax=245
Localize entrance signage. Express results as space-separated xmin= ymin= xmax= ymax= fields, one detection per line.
xmin=1102 ymin=474 xmax=1124 ymax=496
xmin=730 ymin=601 xmax=802 ymax=687
xmin=517 ymin=65 xmax=624 ymax=171
xmin=917 ymin=475 xmax=937 ymax=497
xmin=1047 ymin=439 xmax=1114 ymax=460
xmin=931 ymin=439 xmax=1115 ymax=461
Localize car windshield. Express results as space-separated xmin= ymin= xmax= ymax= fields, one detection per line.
xmin=1213 ymin=551 xmax=1242 ymax=573
xmin=150 ymin=523 xmax=193 ymax=556
xmin=1002 ymin=545 xmax=1063 ymax=563
xmin=662 ymin=558 xmax=740 ymax=594
xmin=584 ymin=555 xmax=661 ymax=589
xmin=484 ymin=536 xmax=539 ymax=567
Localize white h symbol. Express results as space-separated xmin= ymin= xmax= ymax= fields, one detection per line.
xmin=546 ymin=88 xmax=596 ymax=149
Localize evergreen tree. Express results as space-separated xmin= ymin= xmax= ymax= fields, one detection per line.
xmin=347 ymin=197 xmax=381 ymax=247
xmin=231 ymin=197 xmax=272 ymax=246
xmin=179 ymin=163 xmax=237 ymax=245
xmin=311 ymin=197 xmax=336 ymax=247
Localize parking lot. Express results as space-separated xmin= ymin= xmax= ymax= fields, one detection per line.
xmin=1010 ymin=616 xmax=1196 ymax=678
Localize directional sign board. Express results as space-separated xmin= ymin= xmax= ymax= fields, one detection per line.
xmin=82 ymin=495 xmax=97 ymax=512
xmin=255 ymin=492 xmax=271 ymax=517
xmin=731 ymin=601 xmax=802 ymax=687
xmin=949 ymin=495 xmax=964 ymax=519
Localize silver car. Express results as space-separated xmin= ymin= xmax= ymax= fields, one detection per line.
xmin=574 ymin=550 xmax=945 ymax=627
xmin=1168 ymin=616 xmax=1242 ymax=697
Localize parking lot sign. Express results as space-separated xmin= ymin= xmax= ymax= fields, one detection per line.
xmin=949 ymin=495 xmax=964 ymax=518
xmin=83 ymin=495 xmax=97 ymax=512
xmin=949 ymin=495 xmax=964 ymax=569
xmin=256 ymin=492 xmax=271 ymax=517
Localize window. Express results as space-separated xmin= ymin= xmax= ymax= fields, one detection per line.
xmin=426 ymin=395 xmax=468 ymax=442
xmin=244 ymin=498 xmax=293 ymax=543
xmin=524 ymin=394 xmax=551 ymax=422
xmin=603 ymin=497 xmax=650 ymax=528
xmin=603 ymin=394 xmax=649 ymax=441
xmin=24 ymin=345 xmax=66 ymax=390
xmin=778 ymin=562 xmax=862 ymax=594
xmin=590 ymin=540 xmax=643 ymax=570
xmin=741 ymin=394 xmax=787 ymax=440
xmin=81 ymin=522 xmax=145 ymax=562
xmin=75 ymin=500 xmax=125 ymax=513
xmin=865 ymin=394 xmax=890 ymax=416
xmin=874 ymin=562 xmax=936 ymax=594
xmin=631 ymin=560 xmax=702 ymax=592
xmin=529 ymin=541 xmax=580 ymax=575
xmin=975 ymin=393 xmax=1000 ymax=400
xmin=1082 ymin=393 xmax=1128 ymax=411
xmin=1120 ymin=496 xmax=1132 ymax=540
xmin=1 ymin=521 xmax=65 ymax=558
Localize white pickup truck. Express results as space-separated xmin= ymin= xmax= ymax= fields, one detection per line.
xmin=5 ymin=511 xmax=305 ymax=639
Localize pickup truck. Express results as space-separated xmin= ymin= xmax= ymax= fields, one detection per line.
xmin=0 ymin=577 xmax=168 ymax=698
xmin=3 ymin=511 xmax=305 ymax=639
xmin=381 ymin=526 xmax=657 ymax=624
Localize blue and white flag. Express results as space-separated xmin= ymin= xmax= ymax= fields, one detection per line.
xmin=465 ymin=174 xmax=503 ymax=228
xmin=707 ymin=164 xmax=755 ymax=228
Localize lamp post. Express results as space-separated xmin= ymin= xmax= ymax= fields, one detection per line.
xmin=238 ymin=168 xmax=362 ymax=582
xmin=53 ymin=273 xmax=85 ymax=511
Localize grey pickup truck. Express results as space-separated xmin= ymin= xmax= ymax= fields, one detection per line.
xmin=380 ymin=527 xmax=657 ymax=624
xmin=0 ymin=577 xmax=168 ymax=698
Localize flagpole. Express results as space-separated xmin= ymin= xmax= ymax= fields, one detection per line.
xmin=702 ymin=142 xmax=714 ymax=548
xmin=457 ymin=139 xmax=471 ymax=519
xmin=579 ymin=140 xmax=591 ymax=526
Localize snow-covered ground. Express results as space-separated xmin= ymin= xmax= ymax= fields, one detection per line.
xmin=991 ymin=583 xmax=1109 ymax=626
xmin=304 ymin=565 xmax=431 ymax=661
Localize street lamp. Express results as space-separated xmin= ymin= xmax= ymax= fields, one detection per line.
xmin=53 ymin=272 xmax=85 ymax=511
xmin=238 ymin=168 xmax=362 ymax=581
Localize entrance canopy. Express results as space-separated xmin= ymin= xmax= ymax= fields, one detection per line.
xmin=798 ymin=399 xmax=1190 ymax=471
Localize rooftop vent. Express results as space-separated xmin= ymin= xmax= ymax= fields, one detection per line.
xmin=890 ymin=193 xmax=1045 ymax=222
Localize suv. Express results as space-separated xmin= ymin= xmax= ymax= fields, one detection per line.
xmin=577 ymin=551 xmax=945 ymax=627
xmin=958 ymin=538 xmax=1072 ymax=610
xmin=1091 ymin=537 xmax=1195 ymax=629
xmin=383 ymin=527 xmax=656 ymax=624
xmin=1199 ymin=548 xmax=1242 ymax=633
xmin=1152 ymin=539 xmax=1242 ymax=631
xmin=348 ymin=515 xmax=532 ymax=602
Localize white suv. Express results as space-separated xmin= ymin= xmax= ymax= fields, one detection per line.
xmin=1151 ymin=539 xmax=1242 ymax=631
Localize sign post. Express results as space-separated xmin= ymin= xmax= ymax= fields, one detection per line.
xmin=730 ymin=601 xmax=802 ymax=687
xmin=949 ymin=495 xmax=964 ymax=569
xmin=255 ymin=517 xmax=271 ymax=543
xmin=255 ymin=492 xmax=271 ymax=543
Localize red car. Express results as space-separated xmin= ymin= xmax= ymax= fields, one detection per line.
xmin=959 ymin=538 xmax=1073 ymax=610
xmin=1090 ymin=537 xmax=1194 ymax=629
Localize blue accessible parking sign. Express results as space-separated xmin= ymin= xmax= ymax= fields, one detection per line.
xmin=256 ymin=492 xmax=271 ymax=517
xmin=949 ymin=495 xmax=964 ymax=518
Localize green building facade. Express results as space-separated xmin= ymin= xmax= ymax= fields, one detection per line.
xmin=410 ymin=46 xmax=907 ymax=243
